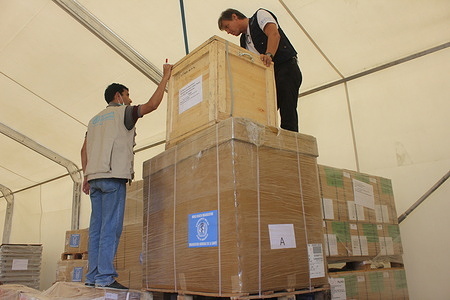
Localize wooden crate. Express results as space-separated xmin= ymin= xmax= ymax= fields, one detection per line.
xmin=166 ymin=35 xmax=277 ymax=149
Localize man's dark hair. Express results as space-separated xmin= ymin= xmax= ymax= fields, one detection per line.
xmin=218 ymin=8 xmax=247 ymax=30
xmin=104 ymin=83 xmax=128 ymax=103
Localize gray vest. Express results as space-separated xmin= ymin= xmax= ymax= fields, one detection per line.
xmin=85 ymin=105 xmax=136 ymax=181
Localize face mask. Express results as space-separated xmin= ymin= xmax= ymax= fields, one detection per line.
xmin=118 ymin=93 xmax=125 ymax=105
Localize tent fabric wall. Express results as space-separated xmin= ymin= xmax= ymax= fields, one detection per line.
xmin=1 ymin=0 xmax=449 ymax=298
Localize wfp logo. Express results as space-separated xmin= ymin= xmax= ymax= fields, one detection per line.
xmin=92 ymin=112 xmax=115 ymax=126
xmin=196 ymin=218 xmax=209 ymax=241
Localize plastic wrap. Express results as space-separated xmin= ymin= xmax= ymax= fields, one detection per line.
xmin=142 ymin=117 xmax=326 ymax=296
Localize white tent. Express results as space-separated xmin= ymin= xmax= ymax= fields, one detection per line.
xmin=1 ymin=0 xmax=449 ymax=298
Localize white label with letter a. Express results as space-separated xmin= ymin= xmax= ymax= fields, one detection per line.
xmin=268 ymin=224 xmax=297 ymax=249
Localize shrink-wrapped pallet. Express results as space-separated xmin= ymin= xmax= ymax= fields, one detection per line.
xmin=143 ymin=118 xmax=327 ymax=296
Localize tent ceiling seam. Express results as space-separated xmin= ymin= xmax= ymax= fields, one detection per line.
xmin=1 ymin=72 xmax=86 ymax=127
xmin=300 ymin=41 xmax=450 ymax=97
xmin=52 ymin=0 xmax=164 ymax=86
xmin=279 ymin=0 xmax=345 ymax=79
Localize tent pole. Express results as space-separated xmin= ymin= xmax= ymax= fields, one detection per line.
xmin=179 ymin=0 xmax=190 ymax=55
xmin=0 ymin=122 xmax=81 ymax=230
xmin=0 ymin=185 xmax=14 ymax=244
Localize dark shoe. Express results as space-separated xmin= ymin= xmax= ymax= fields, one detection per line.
xmin=99 ymin=280 xmax=128 ymax=290
xmin=84 ymin=282 xmax=95 ymax=287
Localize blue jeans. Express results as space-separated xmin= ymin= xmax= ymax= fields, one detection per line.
xmin=86 ymin=178 xmax=127 ymax=286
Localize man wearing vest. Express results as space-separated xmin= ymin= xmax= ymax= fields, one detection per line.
xmin=80 ymin=63 xmax=172 ymax=290
xmin=218 ymin=8 xmax=302 ymax=132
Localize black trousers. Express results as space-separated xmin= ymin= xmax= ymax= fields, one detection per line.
xmin=274 ymin=57 xmax=302 ymax=132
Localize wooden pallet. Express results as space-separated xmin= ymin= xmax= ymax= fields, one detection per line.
xmin=60 ymin=252 xmax=88 ymax=260
xmin=146 ymin=285 xmax=329 ymax=300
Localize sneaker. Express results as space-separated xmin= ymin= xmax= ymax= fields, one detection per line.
xmin=84 ymin=282 xmax=95 ymax=287
xmin=99 ymin=280 xmax=128 ymax=290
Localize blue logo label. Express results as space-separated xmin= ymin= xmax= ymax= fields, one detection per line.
xmin=188 ymin=210 xmax=218 ymax=248
xmin=72 ymin=267 xmax=83 ymax=282
xmin=69 ymin=234 xmax=80 ymax=248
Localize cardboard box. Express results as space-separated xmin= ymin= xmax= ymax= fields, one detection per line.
xmin=376 ymin=177 xmax=398 ymax=224
xmin=115 ymin=223 xmax=143 ymax=290
xmin=323 ymin=221 xmax=350 ymax=258
xmin=318 ymin=165 xmax=399 ymax=225
xmin=64 ymin=228 xmax=89 ymax=253
xmin=124 ymin=180 xmax=144 ymax=226
xmin=318 ymin=165 xmax=348 ymax=221
xmin=143 ymin=118 xmax=326 ymax=295
xmin=0 ymin=244 xmax=42 ymax=290
xmin=329 ymin=270 xmax=368 ymax=300
xmin=329 ymin=268 xmax=409 ymax=300
xmin=166 ymin=36 xmax=277 ymax=149
xmin=56 ymin=259 xmax=88 ymax=283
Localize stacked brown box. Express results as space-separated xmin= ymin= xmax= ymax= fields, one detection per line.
xmin=115 ymin=223 xmax=143 ymax=290
xmin=64 ymin=228 xmax=89 ymax=254
xmin=318 ymin=166 xmax=399 ymax=224
xmin=319 ymin=165 xmax=403 ymax=261
xmin=329 ymin=268 xmax=408 ymax=299
xmin=165 ymin=35 xmax=277 ymax=149
xmin=123 ymin=180 xmax=144 ymax=226
xmin=143 ymin=118 xmax=327 ymax=295
xmin=56 ymin=260 xmax=88 ymax=283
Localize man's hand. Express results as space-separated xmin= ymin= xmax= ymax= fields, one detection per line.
xmin=162 ymin=63 xmax=173 ymax=80
xmin=82 ymin=178 xmax=90 ymax=195
xmin=260 ymin=53 xmax=273 ymax=67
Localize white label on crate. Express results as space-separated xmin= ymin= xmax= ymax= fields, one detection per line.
xmin=355 ymin=203 xmax=366 ymax=221
xmin=179 ymin=75 xmax=203 ymax=114
xmin=351 ymin=235 xmax=361 ymax=256
xmin=359 ymin=235 xmax=369 ymax=256
xmin=307 ymin=243 xmax=325 ymax=278
xmin=347 ymin=201 xmax=357 ymax=220
xmin=105 ymin=292 xmax=119 ymax=300
xmin=268 ymin=224 xmax=296 ymax=249
xmin=375 ymin=204 xmax=390 ymax=223
xmin=379 ymin=237 xmax=388 ymax=256
xmin=329 ymin=277 xmax=346 ymax=300
xmin=352 ymin=179 xmax=375 ymax=209
xmin=12 ymin=259 xmax=28 ymax=270
xmin=325 ymin=233 xmax=338 ymax=256
xmin=322 ymin=198 xmax=335 ymax=220
xmin=383 ymin=236 xmax=395 ymax=255
xmin=347 ymin=201 xmax=365 ymax=221
xmin=357 ymin=275 xmax=365 ymax=282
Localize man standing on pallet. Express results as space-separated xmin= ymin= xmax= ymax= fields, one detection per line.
xmin=218 ymin=8 xmax=302 ymax=132
xmin=80 ymin=63 xmax=172 ymax=290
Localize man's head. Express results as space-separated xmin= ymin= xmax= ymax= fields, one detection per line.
xmin=218 ymin=8 xmax=247 ymax=36
xmin=104 ymin=83 xmax=129 ymax=104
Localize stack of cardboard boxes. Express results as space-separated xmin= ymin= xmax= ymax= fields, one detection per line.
xmin=318 ymin=165 xmax=408 ymax=298
xmin=0 ymin=244 xmax=42 ymax=289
